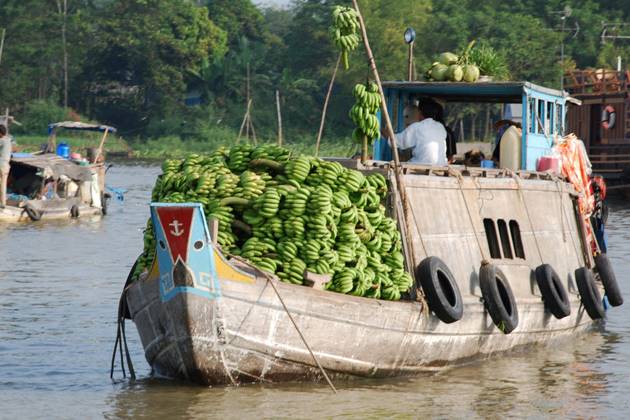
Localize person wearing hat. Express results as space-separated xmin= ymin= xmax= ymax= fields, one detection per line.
xmin=491 ymin=119 xmax=522 ymax=162
xmin=0 ymin=124 xmax=12 ymax=207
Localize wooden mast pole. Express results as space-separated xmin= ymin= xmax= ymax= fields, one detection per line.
xmin=351 ymin=0 xmax=417 ymax=278
xmin=351 ymin=0 xmax=406 ymax=201
xmin=315 ymin=53 xmax=342 ymax=157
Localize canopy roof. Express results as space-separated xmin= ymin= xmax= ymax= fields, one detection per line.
xmin=48 ymin=121 xmax=117 ymax=133
xmin=381 ymin=81 xmax=581 ymax=104
xmin=10 ymin=154 xmax=93 ymax=182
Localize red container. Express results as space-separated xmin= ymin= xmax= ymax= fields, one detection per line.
xmin=537 ymin=155 xmax=561 ymax=173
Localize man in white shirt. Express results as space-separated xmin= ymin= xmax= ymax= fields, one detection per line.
xmin=392 ymin=101 xmax=448 ymax=166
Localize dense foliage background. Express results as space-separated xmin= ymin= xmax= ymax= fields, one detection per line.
xmin=1 ymin=0 xmax=629 ymax=150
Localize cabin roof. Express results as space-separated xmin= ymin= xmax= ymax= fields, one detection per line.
xmin=48 ymin=121 xmax=117 ymax=133
xmin=381 ymin=81 xmax=568 ymax=103
xmin=10 ymin=153 xmax=93 ymax=182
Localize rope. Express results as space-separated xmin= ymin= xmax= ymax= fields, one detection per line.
xmin=512 ymin=175 xmax=545 ymax=264
xmin=555 ymin=180 xmax=567 ymax=243
xmin=263 ymin=272 xmax=337 ymax=394
xmin=110 ymin=258 xmax=139 ymax=381
xmin=449 ymin=168 xmax=489 ymax=263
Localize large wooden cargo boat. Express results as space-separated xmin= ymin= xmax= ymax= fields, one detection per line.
xmin=119 ymin=80 xmax=623 ymax=385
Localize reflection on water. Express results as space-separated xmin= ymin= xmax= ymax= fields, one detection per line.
xmin=0 ymin=166 xmax=629 ymax=418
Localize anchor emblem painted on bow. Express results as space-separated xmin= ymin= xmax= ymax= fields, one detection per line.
xmin=169 ymin=220 xmax=184 ymax=237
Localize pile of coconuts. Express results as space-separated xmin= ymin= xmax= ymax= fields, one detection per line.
xmin=425 ymin=40 xmax=481 ymax=83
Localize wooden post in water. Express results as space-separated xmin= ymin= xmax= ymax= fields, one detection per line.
xmin=315 ymin=54 xmax=341 ymax=157
xmin=276 ymin=90 xmax=283 ymax=146
xmin=0 ymin=28 xmax=6 ymax=67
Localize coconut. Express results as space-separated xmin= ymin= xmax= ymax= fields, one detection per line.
xmin=431 ymin=64 xmax=449 ymax=81
xmin=438 ymin=52 xmax=459 ymax=66
xmin=447 ymin=64 xmax=464 ymax=82
xmin=463 ymin=64 xmax=480 ymax=82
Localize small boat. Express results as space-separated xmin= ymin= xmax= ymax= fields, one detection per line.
xmin=118 ymin=81 xmax=623 ymax=385
xmin=0 ymin=121 xmax=115 ymax=222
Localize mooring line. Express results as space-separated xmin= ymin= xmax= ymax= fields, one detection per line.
xmin=264 ymin=274 xmax=338 ymax=394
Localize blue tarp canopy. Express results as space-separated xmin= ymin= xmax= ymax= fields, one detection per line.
xmin=382 ymin=81 xmax=567 ymax=103
xmin=48 ymin=121 xmax=117 ymax=134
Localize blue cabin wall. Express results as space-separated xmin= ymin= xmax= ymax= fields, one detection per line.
xmin=373 ymin=83 xmax=566 ymax=170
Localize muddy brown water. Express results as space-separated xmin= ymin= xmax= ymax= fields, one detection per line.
xmin=1 ymin=164 xmax=629 ymax=419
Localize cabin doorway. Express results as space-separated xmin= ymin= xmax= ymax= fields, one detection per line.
xmin=590 ymin=104 xmax=602 ymax=145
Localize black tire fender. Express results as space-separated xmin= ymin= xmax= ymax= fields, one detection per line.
xmin=594 ymin=254 xmax=623 ymax=307
xmin=101 ymin=191 xmax=109 ymax=216
xmin=535 ymin=264 xmax=571 ymax=319
xmin=70 ymin=204 xmax=80 ymax=218
xmin=479 ymin=263 xmax=519 ymax=334
xmin=416 ymin=256 xmax=463 ymax=323
xmin=24 ymin=205 xmax=42 ymax=222
xmin=575 ymin=267 xmax=605 ymax=320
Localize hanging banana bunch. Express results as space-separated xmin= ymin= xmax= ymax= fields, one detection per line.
xmin=350 ymin=81 xmax=381 ymax=146
xmin=330 ymin=6 xmax=361 ymax=70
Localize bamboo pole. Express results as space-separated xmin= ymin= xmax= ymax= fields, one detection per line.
xmin=276 ymin=89 xmax=283 ymax=146
xmin=0 ymin=28 xmax=6 ymax=67
xmin=95 ymin=127 xmax=110 ymax=163
xmin=351 ymin=0 xmax=405 ymax=201
xmin=315 ymin=53 xmax=342 ymax=157
xmin=351 ymin=0 xmax=417 ymax=279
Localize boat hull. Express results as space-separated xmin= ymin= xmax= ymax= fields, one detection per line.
xmin=126 ymin=166 xmax=607 ymax=385
xmin=127 ymin=263 xmax=598 ymax=385
xmin=0 ymin=202 xmax=102 ymax=222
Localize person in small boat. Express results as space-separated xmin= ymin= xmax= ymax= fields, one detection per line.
xmin=0 ymin=124 xmax=12 ymax=208
xmin=387 ymin=100 xmax=448 ymax=165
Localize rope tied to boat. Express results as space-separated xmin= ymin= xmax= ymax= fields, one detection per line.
xmin=448 ymin=167 xmax=489 ymax=263
xmin=259 ymin=270 xmax=338 ymax=394
xmin=110 ymin=257 xmax=139 ymax=381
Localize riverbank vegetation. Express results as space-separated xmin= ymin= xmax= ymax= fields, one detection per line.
xmin=1 ymin=0 xmax=629 ymax=158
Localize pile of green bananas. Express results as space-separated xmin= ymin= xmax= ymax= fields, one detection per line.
xmin=350 ymin=82 xmax=381 ymax=144
xmin=135 ymin=144 xmax=412 ymax=301
xmin=330 ymin=6 xmax=360 ymax=70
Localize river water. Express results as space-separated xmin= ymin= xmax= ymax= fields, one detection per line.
xmin=0 ymin=164 xmax=629 ymax=419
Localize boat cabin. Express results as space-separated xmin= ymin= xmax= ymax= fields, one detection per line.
xmin=565 ymin=69 xmax=630 ymax=187
xmin=373 ymin=81 xmax=573 ymax=171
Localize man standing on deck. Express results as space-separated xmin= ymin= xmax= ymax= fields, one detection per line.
xmin=0 ymin=124 xmax=12 ymax=207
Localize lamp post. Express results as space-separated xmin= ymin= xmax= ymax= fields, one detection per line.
xmin=404 ymin=28 xmax=416 ymax=81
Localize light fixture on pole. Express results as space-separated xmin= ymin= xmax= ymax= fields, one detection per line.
xmin=404 ymin=27 xmax=416 ymax=81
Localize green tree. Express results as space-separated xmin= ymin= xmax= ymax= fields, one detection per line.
xmin=77 ymin=0 xmax=227 ymax=132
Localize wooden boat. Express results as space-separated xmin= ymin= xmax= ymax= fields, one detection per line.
xmin=120 ymin=81 xmax=623 ymax=386
xmin=0 ymin=122 xmax=114 ymax=222
xmin=565 ymin=68 xmax=630 ymax=196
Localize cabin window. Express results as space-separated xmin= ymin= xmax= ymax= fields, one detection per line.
xmin=483 ymin=218 xmax=502 ymax=259
xmin=497 ymin=220 xmax=513 ymax=259
xmin=528 ymin=98 xmax=536 ymax=134
xmin=556 ymin=104 xmax=564 ymax=135
xmin=509 ymin=220 xmax=526 ymax=259
xmin=537 ymin=99 xmax=546 ymax=134
xmin=546 ymin=101 xmax=554 ymax=136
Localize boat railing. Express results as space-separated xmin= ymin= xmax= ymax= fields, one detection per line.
xmin=564 ymin=69 xmax=630 ymax=94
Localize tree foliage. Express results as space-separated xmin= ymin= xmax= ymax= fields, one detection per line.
xmin=1 ymin=0 xmax=629 ymax=139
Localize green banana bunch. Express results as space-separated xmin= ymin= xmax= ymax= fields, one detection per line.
xmin=330 ymin=6 xmax=361 ymax=70
xmin=137 ymin=145 xmax=413 ymax=302
xmin=350 ymin=82 xmax=382 ymax=145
